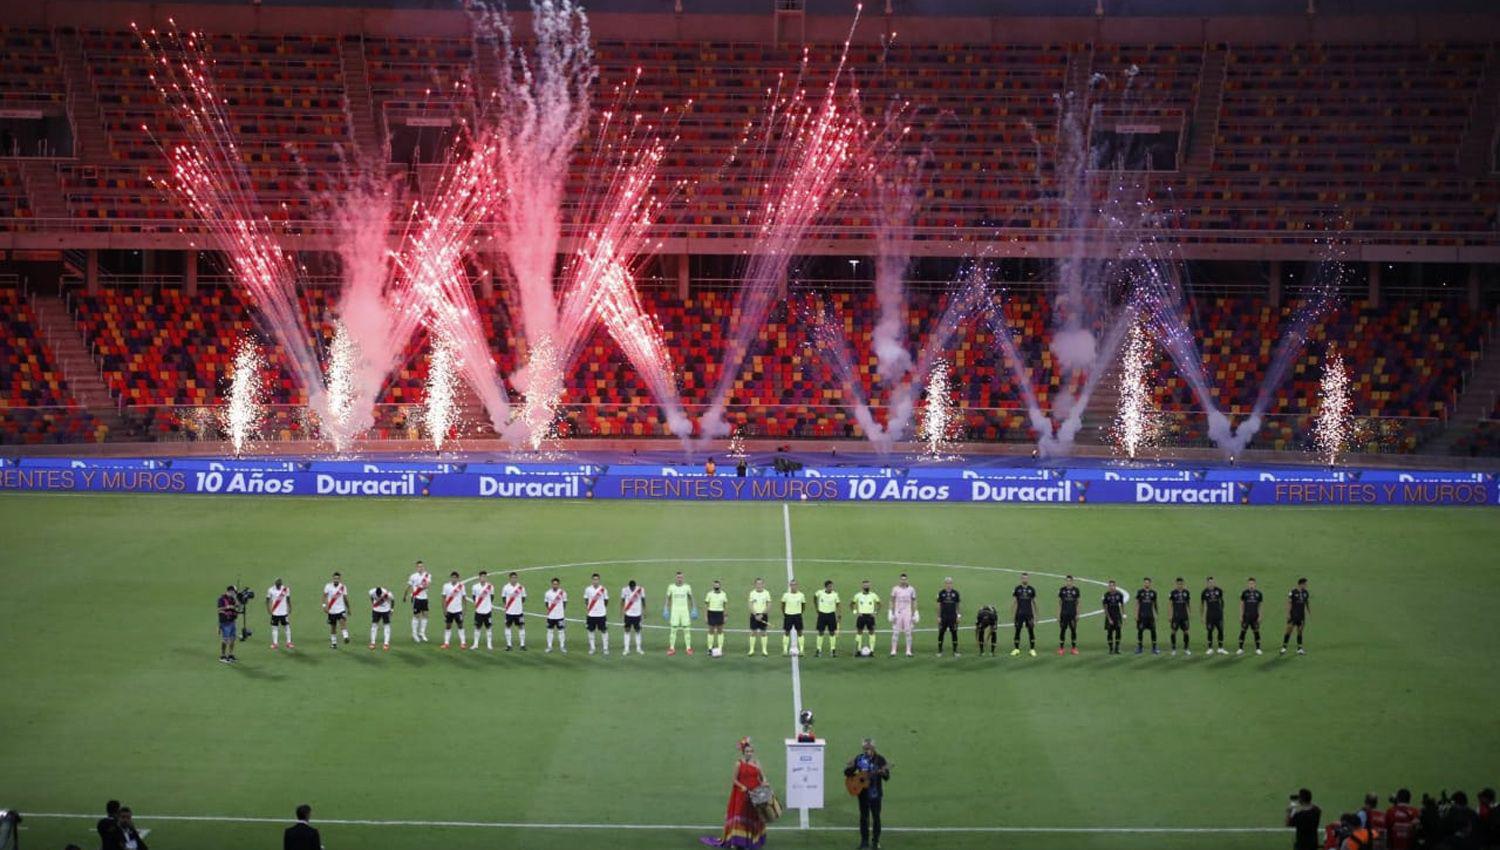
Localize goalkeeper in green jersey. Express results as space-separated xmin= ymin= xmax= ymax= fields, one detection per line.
xmin=663 ymin=571 xmax=696 ymax=656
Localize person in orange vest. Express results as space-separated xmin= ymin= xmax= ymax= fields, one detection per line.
xmin=1336 ymin=813 xmax=1381 ymax=850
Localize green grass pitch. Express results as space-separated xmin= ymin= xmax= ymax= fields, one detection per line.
xmin=1 ymin=492 xmax=1497 ymax=850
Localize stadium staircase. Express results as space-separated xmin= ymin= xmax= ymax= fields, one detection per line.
xmin=55 ymin=29 xmax=112 ymax=163
xmin=17 ymin=161 xmax=68 ymax=220
xmin=337 ymin=37 xmax=384 ymax=163
xmin=1076 ymin=361 xmax=1123 ymax=445
xmin=1064 ymin=43 xmax=1094 ymax=101
xmin=1457 ymin=46 xmax=1500 ymax=176
xmin=1183 ymin=44 xmax=1228 ymax=172
xmin=1423 ymin=307 xmax=1500 ymax=455
xmin=28 ymin=293 xmax=134 ymax=438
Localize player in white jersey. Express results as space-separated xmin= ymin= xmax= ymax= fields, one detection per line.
xmin=403 ymin=560 xmax=432 ymax=642
xmin=470 ymin=570 xmax=497 ymax=651
xmin=265 ymin=578 xmax=293 ymax=650
xmin=322 ymin=571 xmax=351 ymax=649
xmin=499 ymin=571 xmax=527 ymax=651
xmin=440 ymin=570 xmax=467 ymax=650
xmin=543 ymin=577 xmax=568 ymax=653
xmin=583 ymin=572 xmax=610 ymax=655
xmin=368 ymin=585 xmax=394 ymax=650
xmin=619 ymin=579 xmax=646 ymax=655
xmin=889 ymin=572 xmax=918 ymax=657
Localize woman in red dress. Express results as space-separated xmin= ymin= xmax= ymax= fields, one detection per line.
xmin=701 ymin=737 xmax=767 ymax=848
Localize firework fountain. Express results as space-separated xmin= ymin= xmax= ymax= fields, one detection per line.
xmin=398 ymin=126 xmax=517 ymax=442
xmin=137 ymin=25 xmax=330 ymax=428
xmin=980 ymin=77 xmax=1145 ymax=457
xmin=1137 ymin=249 xmax=1343 ymax=457
xmin=1312 ymin=345 xmax=1352 ymax=466
xmin=550 ymin=71 xmax=694 ymax=443
xmin=809 ymin=261 xmax=990 ymax=455
xmin=468 ymin=0 xmax=595 ymax=447
xmin=319 ymin=169 xmax=426 ymax=445
xmin=1111 ymin=319 xmax=1162 ymax=459
xmin=916 ymin=358 xmax=961 ymax=460
xmin=697 ymin=14 xmax=885 ymax=441
xmin=218 ymin=339 xmax=266 ymax=456
xmin=423 ymin=332 xmax=461 ymax=452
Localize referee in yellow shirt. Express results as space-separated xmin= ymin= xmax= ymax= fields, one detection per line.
xmin=747 ymin=578 xmax=772 ymax=656
xmin=814 ymin=580 xmax=842 ymax=657
xmin=781 ymin=580 xmax=808 ymax=656
xmin=849 ymin=579 xmax=882 ymax=657
xmin=703 ymin=579 xmax=729 ymax=655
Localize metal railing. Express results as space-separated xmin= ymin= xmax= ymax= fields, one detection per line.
xmin=0 ymin=401 xmax=1463 ymax=456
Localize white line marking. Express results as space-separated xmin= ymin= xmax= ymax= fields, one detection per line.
xmin=781 ymin=502 xmax=810 ymax=830
xmin=21 ymin=812 xmax=1288 ymax=834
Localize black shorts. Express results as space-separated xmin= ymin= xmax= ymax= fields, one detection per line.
xmin=1137 ymin=617 xmax=1156 ymax=630
xmin=546 ymin=618 xmax=566 ymax=630
xmin=816 ymin=612 xmax=839 ymax=634
xmin=372 ymin=610 xmax=391 ymax=624
xmin=1171 ymin=616 xmax=1190 ymax=630
xmin=624 ymin=614 xmax=642 ymax=631
xmin=1242 ymin=616 xmax=1261 ymax=628
xmin=475 ymin=612 xmax=493 ymax=628
xmin=1206 ymin=612 xmax=1224 ymax=627
xmin=782 ymin=614 xmax=805 ymax=634
xmin=505 ymin=613 xmax=524 ymax=627
xmin=706 ymin=610 xmax=725 ymax=628
xmin=1015 ymin=611 xmax=1035 ymax=624
xmin=939 ymin=617 xmax=958 ymax=631
xmin=444 ymin=611 xmax=464 ymax=626
xmin=412 ymin=598 xmax=429 ymax=614
xmin=1288 ymin=611 xmax=1305 ymax=626
xmin=1105 ymin=613 xmax=1123 ymax=628
xmin=327 ymin=611 xmax=347 ymax=626
xmin=750 ymin=613 xmax=769 ymax=632
xmin=855 ymin=613 xmax=876 ymax=632
xmin=976 ymin=619 xmax=996 ymax=633
xmin=587 ymin=615 xmax=607 ymax=632
xmin=270 ymin=615 xmax=289 ymax=626
xmin=1059 ymin=611 xmax=1078 ymax=626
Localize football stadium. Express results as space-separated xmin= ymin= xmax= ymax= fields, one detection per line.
xmin=0 ymin=1 xmax=1498 ymax=849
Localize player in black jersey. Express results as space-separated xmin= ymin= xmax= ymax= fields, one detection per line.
xmin=975 ymin=605 xmax=998 ymax=655
xmin=1056 ymin=575 xmax=1082 ymax=655
xmin=1200 ymin=576 xmax=1227 ymax=654
xmin=1010 ymin=572 xmax=1038 ymax=657
xmin=1168 ymin=577 xmax=1192 ymax=656
xmin=936 ymin=578 xmax=962 ymax=657
xmin=1102 ymin=580 xmax=1126 ymax=654
xmin=1281 ymin=578 xmax=1311 ymax=655
xmin=1135 ymin=577 xmax=1160 ymax=655
xmin=1237 ymin=577 xmax=1265 ymax=655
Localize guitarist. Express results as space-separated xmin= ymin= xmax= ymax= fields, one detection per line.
xmin=843 ymin=738 xmax=891 ymax=850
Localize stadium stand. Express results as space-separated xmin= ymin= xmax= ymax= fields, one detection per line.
xmin=34 ymin=284 xmax=1482 ymax=450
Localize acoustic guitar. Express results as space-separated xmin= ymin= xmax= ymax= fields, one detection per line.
xmin=845 ymin=771 xmax=871 ymax=797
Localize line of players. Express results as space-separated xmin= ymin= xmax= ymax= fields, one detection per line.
xmin=257 ymin=561 xmax=1312 ymax=658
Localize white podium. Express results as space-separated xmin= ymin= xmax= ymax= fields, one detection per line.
xmin=784 ymin=738 xmax=825 ymax=828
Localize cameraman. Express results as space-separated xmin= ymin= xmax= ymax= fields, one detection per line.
xmin=218 ymin=585 xmax=241 ymax=664
xmin=1287 ymin=788 xmax=1322 ymax=850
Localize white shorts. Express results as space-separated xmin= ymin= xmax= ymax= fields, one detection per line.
xmin=893 ymin=614 xmax=914 ymax=633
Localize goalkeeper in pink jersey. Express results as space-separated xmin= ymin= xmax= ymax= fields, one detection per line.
xmin=888 ymin=573 xmax=918 ymax=657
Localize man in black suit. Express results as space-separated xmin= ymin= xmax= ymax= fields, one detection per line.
xmin=284 ymin=804 xmax=321 ymax=850
xmin=99 ymin=807 xmax=146 ymax=850
xmin=96 ymin=799 xmax=120 ymax=848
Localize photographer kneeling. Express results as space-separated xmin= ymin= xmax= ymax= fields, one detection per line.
xmin=1286 ymin=788 xmax=1322 ymax=850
